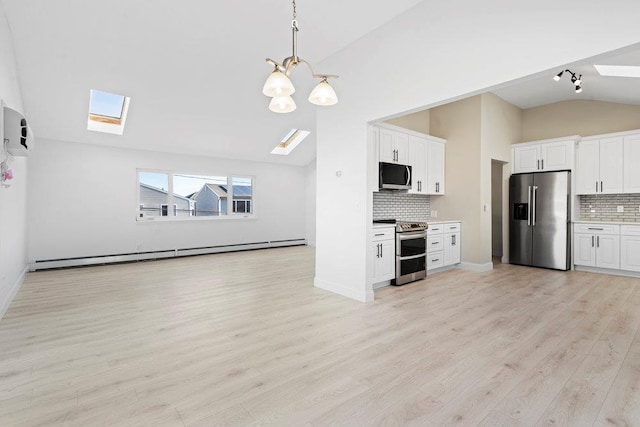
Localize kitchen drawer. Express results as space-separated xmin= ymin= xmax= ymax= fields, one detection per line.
xmin=621 ymin=225 xmax=640 ymax=236
xmin=427 ymin=224 xmax=444 ymax=235
xmin=371 ymin=227 xmax=395 ymax=241
xmin=427 ymin=235 xmax=443 ymax=252
xmin=427 ymin=251 xmax=444 ymax=270
xmin=574 ymin=223 xmax=620 ymax=235
xmin=443 ymin=222 xmax=461 ymax=233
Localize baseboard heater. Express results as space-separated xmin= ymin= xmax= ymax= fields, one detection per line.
xmin=31 ymin=238 xmax=306 ymax=271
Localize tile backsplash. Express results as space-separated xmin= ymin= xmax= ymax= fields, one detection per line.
xmin=373 ymin=192 xmax=430 ymax=221
xmin=579 ymin=194 xmax=640 ymax=222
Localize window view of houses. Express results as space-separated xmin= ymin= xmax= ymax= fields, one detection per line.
xmin=138 ymin=171 xmax=253 ymax=218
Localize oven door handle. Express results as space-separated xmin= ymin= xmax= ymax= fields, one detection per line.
xmin=397 ymin=232 xmax=427 ymax=240
xmin=398 ymin=253 xmax=426 ymax=261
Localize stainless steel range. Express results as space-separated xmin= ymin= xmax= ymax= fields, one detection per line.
xmin=375 ymin=220 xmax=428 ymax=285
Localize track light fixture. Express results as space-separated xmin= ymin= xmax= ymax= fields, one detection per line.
xmin=553 ymin=69 xmax=583 ymax=94
xmin=262 ymin=0 xmax=339 ymax=113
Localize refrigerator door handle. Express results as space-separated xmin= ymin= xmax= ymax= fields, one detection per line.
xmin=532 ymin=186 xmax=538 ymax=226
xmin=527 ymin=186 xmax=532 ymax=226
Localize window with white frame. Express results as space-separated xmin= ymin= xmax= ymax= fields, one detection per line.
xmin=137 ymin=170 xmax=255 ymax=220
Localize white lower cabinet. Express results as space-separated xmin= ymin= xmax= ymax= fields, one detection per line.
xmin=427 ymin=222 xmax=461 ymax=271
xmin=621 ymin=225 xmax=640 ymax=272
xmin=443 ymin=222 xmax=461 ymax=266
xmin=573 ymin=224 xmax=620 ymax=270
xmin=370 ymin=227 xmax=395 ymax=284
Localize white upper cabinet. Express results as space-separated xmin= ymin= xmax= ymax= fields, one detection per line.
xmin=408 ymin=136 xmax=427 ymax=194
xmin=512 ymin=137 xmax=576 ymax=174
xmin=623 ymin=133 xmax=640 ymax=193
xmin=371 ymin=123 xmax=446 ymax=194
xmin=379 ymin=128 xmax=409 ymax=164
xmin=599 ymin=136 xmax=624 ymax=194
xmin=575 ymin=139 xmax=600 ymax=194
xmin=513 ymin=145 xmax=541 ymax=173
xmin=426 ymin=140 xmax=445 ymax=195
xmin=576 ymin=136 xmax=623 ymax=195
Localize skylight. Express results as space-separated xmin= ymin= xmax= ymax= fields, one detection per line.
xmin=594 ymin=65 xmax=640 ymax=78
xmin=271 ymin=129 xmax=310 ymax=155
xmin=87 ymin=89 xmax=131 ymax=135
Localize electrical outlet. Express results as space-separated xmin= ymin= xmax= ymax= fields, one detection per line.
xmin=430 ymin=210 xmax=437 ymax=218
xmin=617 ymin=206 xmax=624 ymax=213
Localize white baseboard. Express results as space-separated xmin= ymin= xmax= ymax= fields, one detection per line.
xmin=574 ymin=265 xmax=640 ymax=279
xmin=31 ymin=239 xmax=306 ymax=270
xmin=372 ymin=280 xmax=391 ymax=290
xmin=0 ymin=265 xmax=28 ymax=320
xmin=314 ymin=277 xmax=372 ymax=303
xmin=459 ymin=262 xmax=494 ymax=272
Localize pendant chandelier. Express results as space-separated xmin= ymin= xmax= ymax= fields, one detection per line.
xmin=262 ymin=0 xmax=338 ymax=113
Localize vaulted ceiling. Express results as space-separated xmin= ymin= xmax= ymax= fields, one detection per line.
xmin=1 ymin=0 xmax=423 ymax=166
xmin=3 ymin=0 xmax=640 ymax=167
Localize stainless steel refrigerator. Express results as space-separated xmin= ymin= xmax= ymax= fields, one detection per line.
xmin=509 ymin=171 xmax=571 ymax=270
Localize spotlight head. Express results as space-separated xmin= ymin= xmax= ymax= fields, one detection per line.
xmin=553 ymin=71 xmax=564 ymax=81
xmin=574 ymin=75 xmax=582 ymax=86
xmin=575 ymin=85 xmax=582 ymax=94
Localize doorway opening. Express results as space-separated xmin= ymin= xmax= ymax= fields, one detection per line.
xmin=491 ymin=159 xmax=507 ymax=265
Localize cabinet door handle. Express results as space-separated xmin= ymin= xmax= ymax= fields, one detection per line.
xmin=597 ymin=236 xmax=600 ymax=248
xmin=374 ymin=233 xmax=385 ymax=236
xmin=600 ymin=181 xmax=603 ymax=192
xmin=596 ymin=181 xmax=598 ymax=192
xmin=541 ymin=159 xmax=544 ymax=170
xmin=587 ymin=228 xmax=604 ymax=231
xmin=432 ymin=258 xmax=439 ymax=262
xmin=592 ymin=235 xmax=594 ymax=247
xmin=537 ymin=159 xmax=540 ymax=170
xmin=452 ymin=235 xmax=456 ymax=245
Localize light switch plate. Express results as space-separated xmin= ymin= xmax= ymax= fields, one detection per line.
xmin=430 ymin=210 xmax=437 ymax=218
xmin=617 ymin=206 xmax=624 ymax=213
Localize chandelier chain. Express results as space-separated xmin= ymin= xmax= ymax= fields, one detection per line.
xmin=292 ymin=0 xmax=296 ymax=20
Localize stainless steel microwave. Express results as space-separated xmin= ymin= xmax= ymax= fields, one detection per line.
xmin=379 ymin=162 xmax=412 ymax=190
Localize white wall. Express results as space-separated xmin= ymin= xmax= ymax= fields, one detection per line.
xmin=28 ymin=139 xmax=307 ymax=262
xmin=0 ymin=2 xmax=26 ymax=319
xmin=305 ymin=160 xmax=316 ymax=247
xmin=315 ymin=0 xmax=640 ymax=302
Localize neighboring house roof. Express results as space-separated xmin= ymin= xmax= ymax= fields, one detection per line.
xmin=140 ymin=182 xmax=191 ymax=202
xmin=219 ymin=185 xmax=252 ymax=198
xmin=204 ymin=183 xmax=228 ymax=198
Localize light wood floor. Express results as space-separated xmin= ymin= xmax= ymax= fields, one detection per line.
xmin=1 ymin=246 xmax=639 ymax=426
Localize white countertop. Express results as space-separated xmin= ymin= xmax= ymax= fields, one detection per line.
xmin=573 ymin=220 xmax=640 ymax=226
xmin=426 ymin=219 xmax=461 ymax=224
xmin=372 ymin=219 xmax=462 ymax=229
xmin=372 ymin=223 xmax=395 ymax=229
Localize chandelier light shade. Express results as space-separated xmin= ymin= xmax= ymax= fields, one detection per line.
xmin=308 ymin=78 xmax=338 ymax=106
xmin=262 ymin=69 xmax=295 ymax=97
xmin=269 ymin=95 xmax=297 ymax=113
xmin=263 ymin=0 xmax=338 ymax=113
